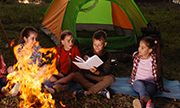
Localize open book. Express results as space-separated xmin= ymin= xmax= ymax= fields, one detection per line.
xmin=73 ymin=55 xmax=103 ymax=70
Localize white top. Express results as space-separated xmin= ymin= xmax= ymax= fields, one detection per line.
xmin=135 ymin=56 xmax=155 ymax=83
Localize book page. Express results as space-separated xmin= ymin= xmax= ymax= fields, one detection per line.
xmin=73 ymin=55 xmax=103 ymax=70
xmin=72 ymin=61 xmax=90 ymax=70
xmin=86 ymin=55 xmax=103 ymax=68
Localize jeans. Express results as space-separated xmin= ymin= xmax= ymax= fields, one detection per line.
xmin=133 ymin=80 xmax=157 ymax=98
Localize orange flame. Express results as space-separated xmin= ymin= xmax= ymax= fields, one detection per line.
xmin=6 ymin=46 xmax=58 ymax=108
xmin=9 ymin=39 xmax=15 ymax=47
xmin=60 ymin=100 xmax=66 ymax=108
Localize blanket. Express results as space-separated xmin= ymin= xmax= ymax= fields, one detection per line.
xmin=110 ymin=77 xmax=180 ymax=100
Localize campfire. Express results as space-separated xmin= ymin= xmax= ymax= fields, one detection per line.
xmin=5 ymin=47 xmax=58 ymax=108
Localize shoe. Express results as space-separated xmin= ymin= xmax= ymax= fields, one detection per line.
xmin=43 ymin=80 xmax=55 ymax=93
xmin=133 ymin=98 xmax=142 ymax=108
xmin=73 ymin=90 xmax=85 ymax=98
xmin=44 ymin=85 xmax=55 ymax=94
xmin=1 ymin=87 xmax=10 ymax=96
xmin=11 ymin=83 xmax=20 ymax=96
xmin=98 ymin=89 xmax=111 ymax=99
xmin=146 ymin=99 xmax=154 ymax=108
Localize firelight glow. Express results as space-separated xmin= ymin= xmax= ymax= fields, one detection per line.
xmin=6 ymin=47 xmax=58 ymax=108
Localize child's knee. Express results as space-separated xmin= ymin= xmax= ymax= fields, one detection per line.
xmin=104 ymin=74 xmax=115 ymax=83
xmin=49 ymin=76 xmax=57 ymax=82
xmin=73 ymin=72 xmax=82 ymax=78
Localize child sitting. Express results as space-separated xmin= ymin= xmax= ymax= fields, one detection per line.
xmin=74 ymin=30 xmax=115 ymax=99
xmin=130 ymin=36 xmax=164 ymax=108
xmin=56 ymin=30 xmax=115 ymax=99
xmin=44 ymin=30 xmax=81 ymax=93
xmin=2 ymin=26 xmax=43 ymax=96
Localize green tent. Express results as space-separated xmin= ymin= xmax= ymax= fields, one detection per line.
xmin=42 ymin=0 xmax=148 ymax=51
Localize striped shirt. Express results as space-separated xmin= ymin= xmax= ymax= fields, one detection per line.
xmin=130 ymin=51 xmax=164 ymax=91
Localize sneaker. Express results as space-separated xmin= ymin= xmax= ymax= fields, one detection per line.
xmin=43 ymin=80 xmax=55 ymax=93
xmin=98 ymin=89 xmax=111 ymax=99
xmin=133 ymin=98 xmax=142 ymax=108
xmin=73 ymin=90 xmax=85 ymax=98
xmin=44 ymin=85 xmax=55 ymax=94
xmin=11 ymin=83 xmax=20 ymax=96
xmin=146 ymin=99 xmax=154 ymax=108
xmin=1 ymin=87 xmax=10 ymax=96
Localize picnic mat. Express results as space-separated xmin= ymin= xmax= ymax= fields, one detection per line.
xmin=110 ymin=77 xmax=180 ymax=100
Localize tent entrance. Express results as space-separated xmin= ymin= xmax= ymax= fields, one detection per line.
xmin=76 ymin=0 xmax=133 ymax=38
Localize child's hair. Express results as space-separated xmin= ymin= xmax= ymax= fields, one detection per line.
xmin=140 ymin=36 xmax=158 ymax=54
xmin=140 ymin=36 xmax=162 ymax=73
xmin=141 ymin=36 xmax=164 ymax=86
xmin=60 ymin=30 xmax=73 ymax=40
xmin=92 ymin=30 xmax=107 ymax=42
xmin=19 ymin=26 xmax=38 ymax=44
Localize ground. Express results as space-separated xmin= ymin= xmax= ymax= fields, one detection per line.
xmin=0 ymin=1 xmax=180 ymax=108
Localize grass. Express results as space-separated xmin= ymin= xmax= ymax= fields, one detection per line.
xmin=0 ymin=1 xmax=180 ymax=108
xmin=0 ymin=3 xmax=47 ymax=40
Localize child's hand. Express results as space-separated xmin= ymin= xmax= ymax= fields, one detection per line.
xmin=57 ymin=72 xmax=64 ymax=78
xmin=89 ymin=67 xmax=100 ymax=75
xmin=7 ymin=66 xmax=14 ymax=73
xmin=89 ymin=67 xmax=97 ymax=73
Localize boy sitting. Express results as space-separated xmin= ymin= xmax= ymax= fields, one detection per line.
xmin=74 ymin=30 xmax=115 ymax=99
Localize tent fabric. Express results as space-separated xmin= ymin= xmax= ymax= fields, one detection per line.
xmin=120 ymin=0 xmax=147 ymax=35
xmin=42 ymin=0 xmax=148 ymax=50
xmin=76 ymin=0 xmax=113 ymax=24
xmin=42 ymin=0 xmax=68 ymax=39
xmin=112 ymin=2 xmax=133 ymax=29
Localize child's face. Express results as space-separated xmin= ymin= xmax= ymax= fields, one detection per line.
xmin=138 ymin=40 xmax=152 ymax=58
xmin=61 ymin=35 xmax=74 ymax=51
xmin=24 ymin=32 xmax=37 ymax=48
xmin=93 ymin=39 xmax=106 ymax=54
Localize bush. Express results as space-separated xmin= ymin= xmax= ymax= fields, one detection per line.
xmin=0 ymin=0 xmax=18 ymax=4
